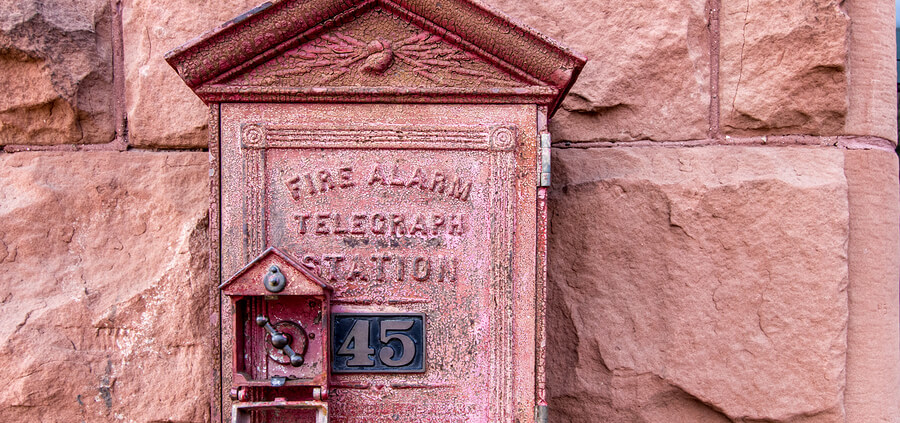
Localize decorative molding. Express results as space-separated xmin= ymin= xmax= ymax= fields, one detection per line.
xmin=330 ymin=297 xmax=432 ymax=305
xmin=227 ymin=7 xmax=529 ymax=90
xmin=241 ymin=143 xmax=266 ymax=261
xmin=241 ymin=123 xmax=266 ymax=148
xmin=489 ymin=149 xmax=515 ymax=422
xmin=240 ymin=124 xmax=517 ymax=152
xmin=194 ymin=85 xmax=557 ymax=105
xmin=490 ymin=126 xmax=517 ymax=151
xmin=166 ymin=0 xmax=585 ymax=114
xmin=238 ymin=122 xmax=519 ymax=421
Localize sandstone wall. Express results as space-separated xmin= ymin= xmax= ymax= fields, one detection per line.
xmin=0 ymin=0 xmax=897 ymax=422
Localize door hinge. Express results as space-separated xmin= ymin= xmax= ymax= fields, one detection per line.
xmin=535 ymin=404 xmax=548 ymax=423
xmin=539 ymin=132 xmax=551 ymax=187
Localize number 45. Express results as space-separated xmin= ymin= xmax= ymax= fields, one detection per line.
xmin=337 ymin=319 xmax=416 ymax=367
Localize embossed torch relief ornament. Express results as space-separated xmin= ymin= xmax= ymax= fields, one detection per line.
xmin=165 ymin=0 xmax=584 ymax=422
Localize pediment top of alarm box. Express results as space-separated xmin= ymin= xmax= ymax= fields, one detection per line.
xmin=165 ymin=0 xmax=585 ymax=115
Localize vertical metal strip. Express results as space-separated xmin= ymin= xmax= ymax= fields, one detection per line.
xmin=241 ymin=124 xmax=267 ymax=262
xmin=208 ymin=103 xmax=223 ymax=422
xmin=239 ymin=124 xmax=267 ymax=419
xmin=489 ymin=149 xmax=500 ymax=422
xmin=535 ymin=187 xmax=549 ymax=407
xmin=260 ymin=147 xmax=268 ymax=251
xmin=505 ymin=150 xmax=516 ymax=422
xmin=535 ymin=106 xmax=550 ymax=420
xmin=489 ymin=144 xmax=516 ymax=422
xmin=243 ymin=149 xmax=264 ymax=260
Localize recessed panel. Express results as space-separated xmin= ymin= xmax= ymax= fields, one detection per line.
xmin=221 ymin=103 xmax=538 ymax=422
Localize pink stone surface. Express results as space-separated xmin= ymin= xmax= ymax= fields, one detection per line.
xmin=489 ymin=0 xmax=711 ymax=142
xmin=547 ymin=146 xmax=849 ymax=422
xmin=844 ymin=0 xmax=898 ymax=144
xmin=844 ymin=150 xmax=900 ymax=422
xmin=0 ymin=0 xmax=115 ymax=146
xmin=719 ymin=0 xmax=850 ymax=136
xmin=0 ymin=151 xmax=209 ymax=422
xmin=122 ymin=0 xmax=261 ymax=148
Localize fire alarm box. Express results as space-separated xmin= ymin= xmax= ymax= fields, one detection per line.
xmin=220 ymin=247 xmax=331 ymax=421
xmin=166 ymin=0 xmax=584 ymax=421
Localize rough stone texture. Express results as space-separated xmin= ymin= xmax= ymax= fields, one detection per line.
xmin=843 ymin=0 xmax=898 ymax=144
xmin=122 ymin=0 xmax=260 ymax=148
xmin=844 ymin=150 xmax=900 ymax=422
xmin=0 ymin=151 xmax=209 ymax=422
xmin=490 ymin=0 xmax=710 ymax=142
xmin=547 ymin=146 xmax=849 ymax=422
xmin=0 ymin=0 xmax=116 ymax=146
xmin=2 ymin=0 xmax=897 ymax=420
xmin=719 ymin=0 xmax=850 ymax=136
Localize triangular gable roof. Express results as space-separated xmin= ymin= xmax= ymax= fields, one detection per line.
xmin=165 ymin=0 xmax=585 ymax=115
xmin=220 ymin=246 xmax=332 ymax=292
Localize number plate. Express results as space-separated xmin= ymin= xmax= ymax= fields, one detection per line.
xmin=331 ymin=313 xmax=426 ymax=373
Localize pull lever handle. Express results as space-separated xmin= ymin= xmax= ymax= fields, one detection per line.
xmin=256 ymin=315 xmax=304 ymax=367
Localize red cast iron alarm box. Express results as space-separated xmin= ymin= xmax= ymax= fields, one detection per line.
xmin=166 ymin=0 xmax=584 ymax=421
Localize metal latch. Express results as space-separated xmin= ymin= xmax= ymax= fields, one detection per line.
xmin=539 ymin=132 xmax=551 ymax=187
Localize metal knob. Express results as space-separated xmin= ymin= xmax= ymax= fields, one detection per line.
xmin=256 ymin=315 xmax=304 ymax=367
xmin=271 ymin=333 xmax=289 ymax=349
xmin=263 ymin=265 xmax=286 ymax=293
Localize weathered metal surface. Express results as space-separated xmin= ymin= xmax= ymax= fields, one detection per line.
xmin=164 ymin=0 xmax=585 ymax=114
xmin=220 ymin=102 xmax=537 ymax=422
xmin=262 ymin=265 xmax=287 ymax=293
xmin=209 ymin=103 xmax=223 ymax=423
xmin=224 ymin=7 xmax=532 ymax=89
xmin=167 ymin=1 xmax=583 ymax=421
xmin=222 ymin=247 xmax=332 ymax=391
xmin=256 ymin=315 xmax=307 ymax=367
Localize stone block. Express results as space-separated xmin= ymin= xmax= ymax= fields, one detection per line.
xmin=0 ymin=0 xmax=116 ymax=146
xmin=844 ymin=149 xmax=900 ymax=421
xmin=122 ymin=0 xmax=260 ymax=148
xmin=844 ymin=0 xmax=898 ymax=143
xmin=719 ymin=0 xmax=850 ymax=136
xmin=0 ymin=151 xmax=209 ymax=422
xmin=489 ymin=0 xmax=710 ymax=142
xmin=547 ymin=146 xmax=848 ymax=422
